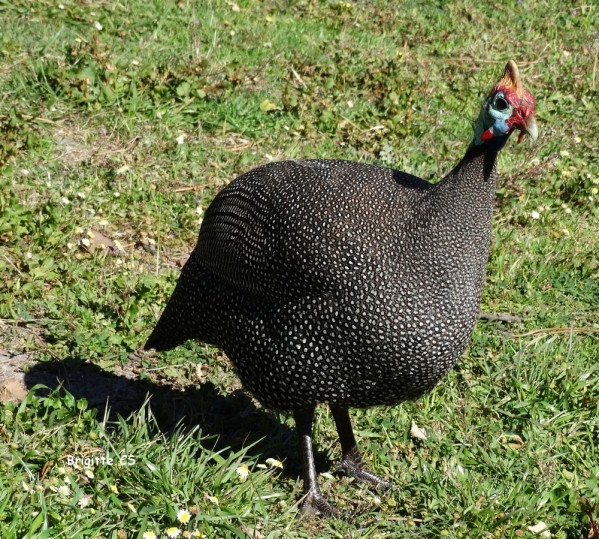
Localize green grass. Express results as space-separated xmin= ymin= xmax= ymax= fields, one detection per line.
xmin=0 ymin=0 xmax=598 ymax=537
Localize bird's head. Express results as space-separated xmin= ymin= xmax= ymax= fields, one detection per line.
xmin=473 ymin=60 xmax=537 ymax=149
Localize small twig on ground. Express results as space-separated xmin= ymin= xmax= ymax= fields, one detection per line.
xmin=290 ymin=65 xmax=307 ymax=89
xmin=510 ymin=327 xmax=599 ymax=338
xmin=173 ymin=185 xmax=201 ymax=193
xmin=479 ymin=312 xmax=522 ymax=324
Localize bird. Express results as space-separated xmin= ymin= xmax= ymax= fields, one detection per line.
xmin=145 ymin=60 xmax=537 ymax=516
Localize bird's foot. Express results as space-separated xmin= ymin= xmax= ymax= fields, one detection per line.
xmin=299 ymin=488 xmax=339 ymax=517
xmin=334 ymin=447 xmax=393 ymax=490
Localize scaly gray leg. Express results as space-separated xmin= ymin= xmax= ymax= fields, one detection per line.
xmin=330 ymin=404 xmax=392 ymax=490
xmin=293 ymin=407 xmax=338 ymax=516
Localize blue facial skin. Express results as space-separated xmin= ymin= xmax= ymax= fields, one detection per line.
xmin=473 ymin=91 xmax=514 ymax=150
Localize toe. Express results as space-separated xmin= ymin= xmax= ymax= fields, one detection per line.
xmin=299 ymin=490 xmax=339 ymax=517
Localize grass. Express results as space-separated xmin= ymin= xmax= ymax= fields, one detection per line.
xmin=0 ymin=0 xmax=597 ymax=537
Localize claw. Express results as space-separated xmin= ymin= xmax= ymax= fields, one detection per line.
xmin=334 ymin=446 xmax=393 ymax=490
xmin=299 ymin=488 xmax=339 ymax=517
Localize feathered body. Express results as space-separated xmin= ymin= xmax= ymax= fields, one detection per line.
xmin=146 ymin=152 xmax=496 ymax=409
xmin=145 ymin=61 xmax=537 ymax=515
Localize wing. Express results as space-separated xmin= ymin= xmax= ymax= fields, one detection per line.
xmin=194 ymin=160 xmax=431 ymax=301
xmin=194 ymin=165 xmax=289 ymax=300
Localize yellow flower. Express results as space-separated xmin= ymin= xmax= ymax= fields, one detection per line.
xmin=109 ymin=484 xmax=119 ymax=494
xmin=235 ymin=463 xmax=250 ymax=481
xmin=559 ymin=149 xmax=570 ymax=157
xmin=177 ymin=509 xmax=191 ymax=524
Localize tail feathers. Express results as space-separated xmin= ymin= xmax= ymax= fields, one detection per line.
xmin=144 ymin=318 xmax=186 ymax=352
xmin=144 ymin=299 xmax=191 ymax=352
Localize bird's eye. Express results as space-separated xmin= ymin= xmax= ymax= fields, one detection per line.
xmin=494 ymin=96 xmax=509 ymax=111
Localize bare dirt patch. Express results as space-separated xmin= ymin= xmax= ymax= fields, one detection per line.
xmin=52 ymin=121 xmax=140 ymax=168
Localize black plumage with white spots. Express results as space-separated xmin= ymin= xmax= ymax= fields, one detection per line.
xmin=145 ymin=61 xmax=538 ymax=515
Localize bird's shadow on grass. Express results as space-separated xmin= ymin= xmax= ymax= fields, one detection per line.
xmin=22 ymin=357 xmax=332 ymax=478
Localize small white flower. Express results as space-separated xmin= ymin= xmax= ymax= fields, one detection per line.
xmin=204 ymin=493 xmax=219 ymax=505
xmin=559 ymin=149 xmax=570 ymax=157
xmin=78 ymin=494 xmax=92 ymax=508
xmin=530 ymin=210 xmax=540 ymax=220
xmin=58 ymin=484 xmax=71 ymax=497
xmin=176 ymin=509 xmax=191 ymax=524
xmin=77 ymin=191 xmax=86 ymax=199
xmin=166 ymin=529 xmax=181 ymax=539
xmin=236 ymin=463 xmax=250 ymax=480
xmin=83 ymin=469 xmax=94 ymax=479
xmin=94 ymin=21 xmax=103 ymax=31
xmin=25 ymin=251 xmax=33 ymax=259
xmin=176 ymin=134 xmax=186 ymax=145
xmin=195 ymin=205 xmax=203 ymax=215
xmin=58 ymin=4 xmax=65 ymax=9
xmin=142 ymin=532 xmax=157 ymax=539
xmin=564 ymin=207 xmax=572 ymax=214
xmin=265 ymin=458 xmax=283 ymax=469
xmin=574 ymin=135 xmax=581 ymax=143
xmin=61 ymin=196 xmax=70 ymax=204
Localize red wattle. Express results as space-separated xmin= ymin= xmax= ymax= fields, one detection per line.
xmin=481 ymin=128 xmax=494 ymax=141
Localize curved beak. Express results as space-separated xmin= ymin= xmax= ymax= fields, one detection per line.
xmin=525 ymin=115 xmax=538 ymax=141
xmin=518 ymin=115 xmax=538 ymax=143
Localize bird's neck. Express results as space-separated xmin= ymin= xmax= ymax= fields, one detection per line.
xmin=418 ymin=142 xmax=500 ymax=270
xmin=435 ymin=142 xmax=499 ymax=213
xmin=452 ymin=142 xmax=499 ymax=184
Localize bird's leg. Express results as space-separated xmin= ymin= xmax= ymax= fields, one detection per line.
xmin=330 ymin=404 xmax=392 ymax=490
xmin=293 ymin=407 xmax=338 ymax=517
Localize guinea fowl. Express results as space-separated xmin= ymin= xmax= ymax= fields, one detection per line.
xmin=145 ymin=61 xmax=537 ymax=515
